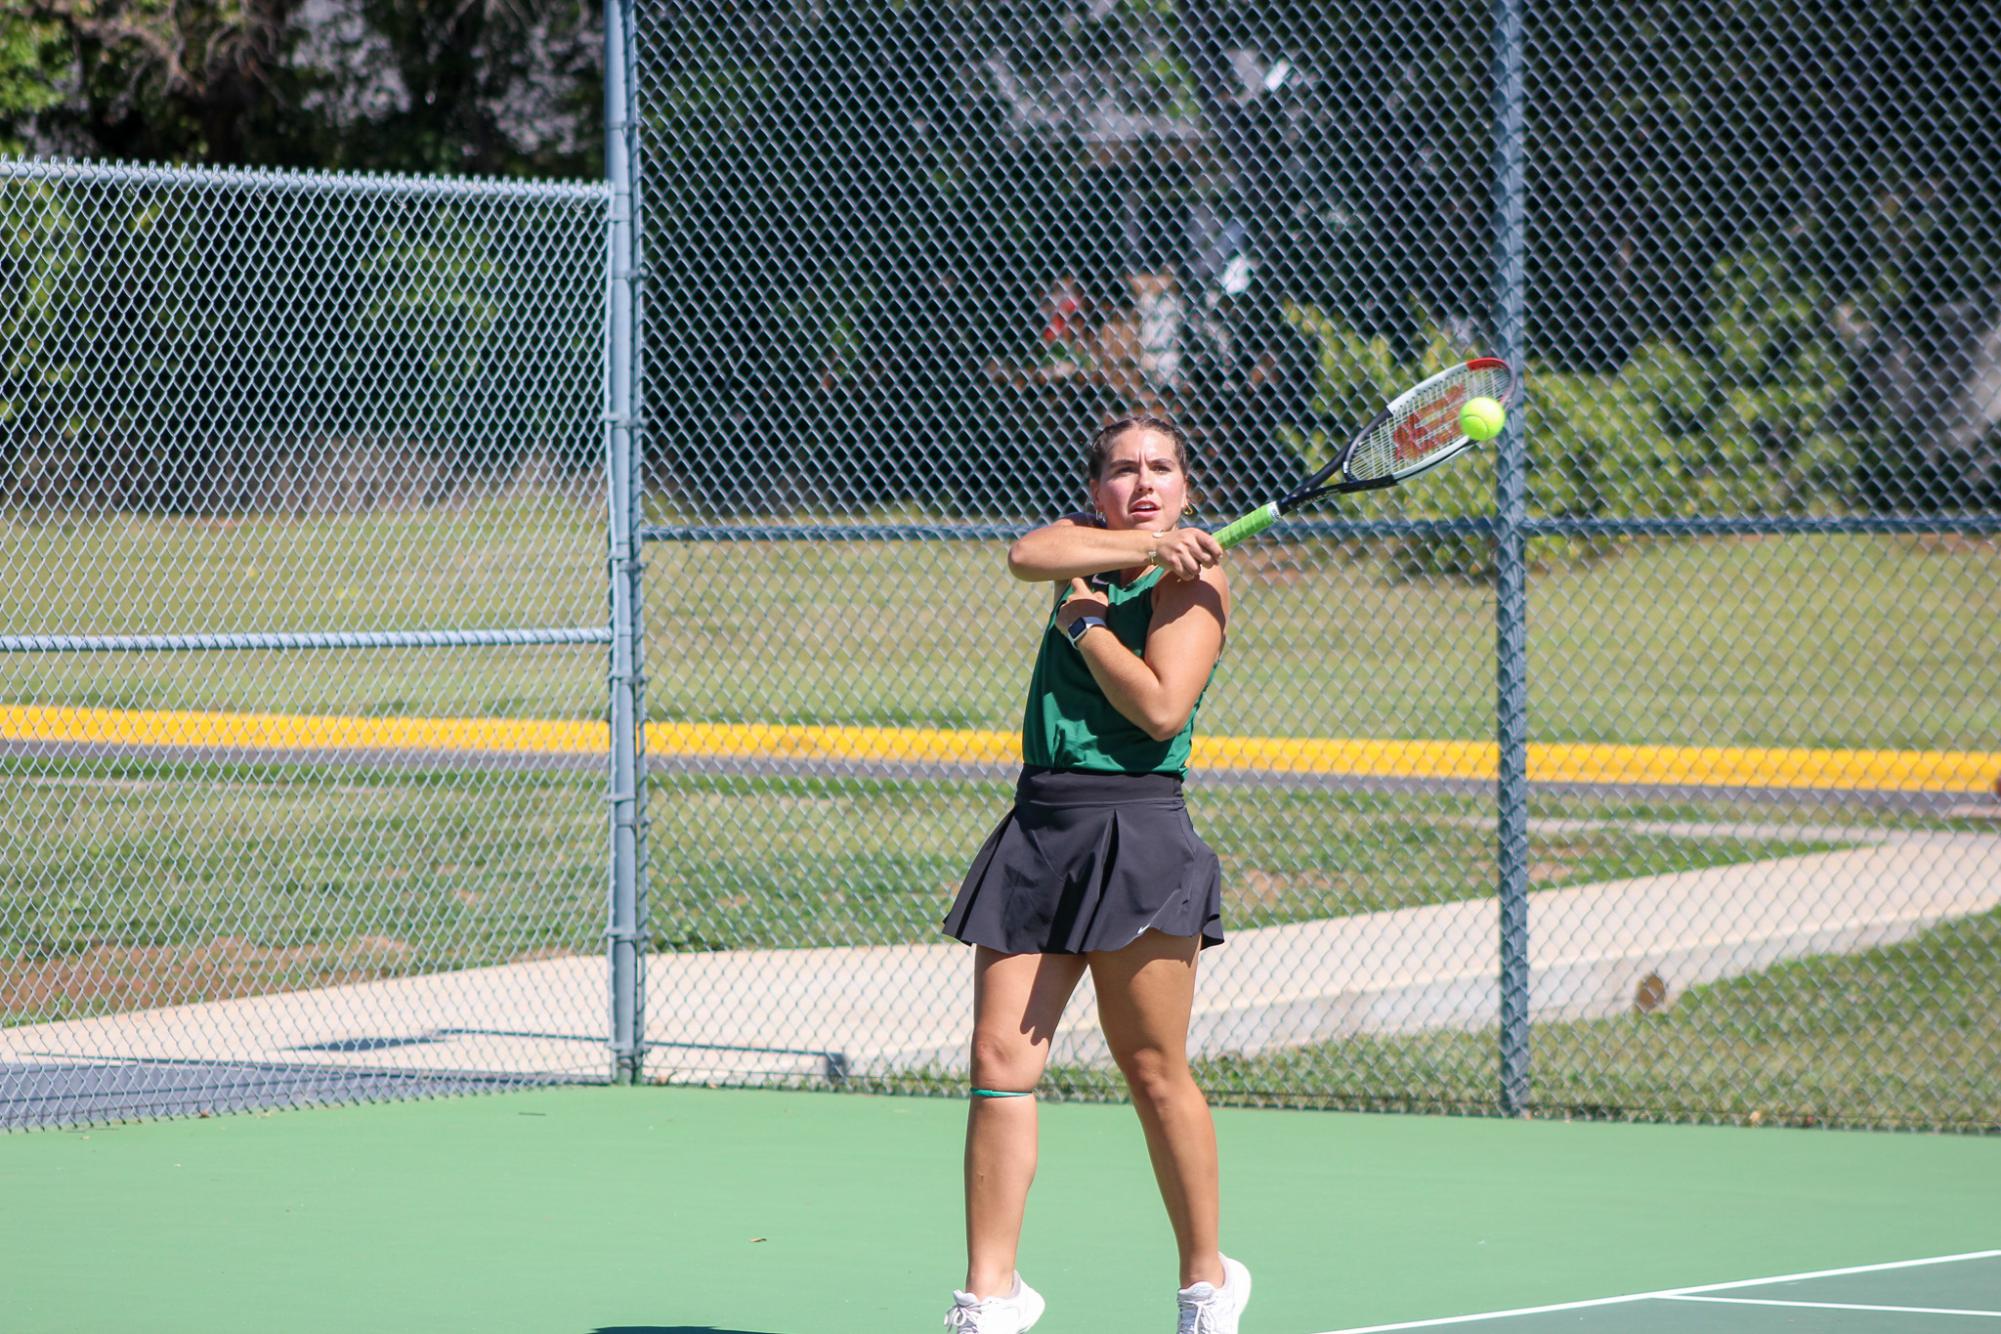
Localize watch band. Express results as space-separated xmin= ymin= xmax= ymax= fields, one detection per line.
xmin=1064 ymin=615 xmax=1108 ymax=648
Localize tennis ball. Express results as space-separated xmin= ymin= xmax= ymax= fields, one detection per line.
xmin=1461 ymin=396 xmax=1506 ymax=441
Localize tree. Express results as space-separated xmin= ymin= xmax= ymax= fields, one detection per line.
xmin=317 ymin=0 xmax=601 ymax=177
xmin=3 ymin=0 xmax=602 ymax=177
xmin=11 ymin=0 xmax=303 ymax=164
xmin=0 ymin=13 xmax=66 ymax=155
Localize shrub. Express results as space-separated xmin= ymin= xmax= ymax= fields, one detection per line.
xmin=1274 ymin=226 xmax=1859 ymax=579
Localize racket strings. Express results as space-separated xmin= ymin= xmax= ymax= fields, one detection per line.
xmin=1348 ymin=418 xmax=1403 ymax=483
xmin=1346 ymin=364 xmax=1514 ymax=485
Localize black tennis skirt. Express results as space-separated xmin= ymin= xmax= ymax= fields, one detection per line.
xmin=942 ymin=766 xmax=1224 ymax=956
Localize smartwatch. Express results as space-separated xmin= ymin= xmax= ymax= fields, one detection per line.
xmin=1064 ymin=615 xmax=1108 ymax=649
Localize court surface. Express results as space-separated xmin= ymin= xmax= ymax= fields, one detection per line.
xmin=1319 ymin=1252 xmax=2001 ymax=1331
xmin=0 ymin=1084 xmax=1992 ymax=1333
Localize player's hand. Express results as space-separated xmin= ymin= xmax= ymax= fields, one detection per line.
xmin=1055 ymin=577 xmax=1110 ymax=631
xmin=1151 ymin=526 xmax=1223 ymax=581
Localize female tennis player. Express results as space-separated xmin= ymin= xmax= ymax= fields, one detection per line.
xmin=940 ymin=415 xmax=1251 ymax=1333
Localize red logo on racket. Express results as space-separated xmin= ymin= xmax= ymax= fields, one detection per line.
xmin=1393 ymin=385 xmax=1466 ymax=462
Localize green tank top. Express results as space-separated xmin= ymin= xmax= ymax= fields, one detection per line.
xmin=1021 ymin=567 xmax=1211 ymax=776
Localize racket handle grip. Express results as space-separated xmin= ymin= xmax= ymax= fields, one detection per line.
xmin=1211 ymin=503 xmax=1280 ymax=550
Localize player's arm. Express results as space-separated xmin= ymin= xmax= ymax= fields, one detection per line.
xmin=1008 ymin=517 xmax=1222 ymax=582
xmin=1056 ymin=567 xmax=1228 ymax=742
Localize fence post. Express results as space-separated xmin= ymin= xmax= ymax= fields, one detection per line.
xmin=1491 ymin=0 xmax=1532 ymax=1116
xmin=604 ymin=0 xmax=648 ymax=1085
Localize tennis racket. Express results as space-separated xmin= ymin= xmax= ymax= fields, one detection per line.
xmin=1209 ymin=356 xmax=1517 ymax=549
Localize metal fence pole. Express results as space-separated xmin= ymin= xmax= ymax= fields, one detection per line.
xmin=604 ymin=0 xmax=647 ymax=1085
xmin=1491 ymin=0 xmax=1532 ymax=1117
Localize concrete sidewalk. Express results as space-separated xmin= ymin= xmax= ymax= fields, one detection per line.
xmin=4 ymin=831 xmax=1996 ymax=1102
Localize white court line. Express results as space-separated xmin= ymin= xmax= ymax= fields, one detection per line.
xmin=1311 ymin=1249 xmax=2001 ymax=1333
xmin=1666 ymin=1295 xmax=2001 ymax=1318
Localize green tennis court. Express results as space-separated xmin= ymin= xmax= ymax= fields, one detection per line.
xmin=3 ymin=1084 xmax=1992 ymax=1333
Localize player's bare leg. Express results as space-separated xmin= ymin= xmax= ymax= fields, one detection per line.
xmin=1089 ymin=928 xmax=1221 ymax=1289
xmin=962 ymin=945 xmax=1088 ymax=1300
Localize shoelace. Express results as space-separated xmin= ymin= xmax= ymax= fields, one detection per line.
xmin=1177 ymin=1289 xmax=1219 ymax=1334
xmin=945 ymin=1297 xmax=1006 ymax=1332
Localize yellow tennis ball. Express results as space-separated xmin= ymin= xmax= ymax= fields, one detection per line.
xmin=1460 ymin=396 xmax=1506 ymax=441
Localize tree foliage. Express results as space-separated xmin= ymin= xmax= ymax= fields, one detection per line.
xmin=0 ymin=12 xmax=66 ymax=154
xmin=5 ymin=1 xmax=1995 ymax=518
xmin=3 ymin=0 xmax=603 ymax=177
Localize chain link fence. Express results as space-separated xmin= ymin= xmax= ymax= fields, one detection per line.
xmin=630 ymin=0 xmax=1999 ymax=1129
xmin=4 ymin=3 xmax=1995 ymax=1135
xmin=0 ymin=160 xmax=614 ymax=1127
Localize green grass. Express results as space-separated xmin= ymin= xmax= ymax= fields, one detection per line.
xmin=4 ymin=506 xmax=1993 ymax=1130
xmin=647 ymin=775 xmax=1848 ymax=951
xmin=4 ymin=502 xmax=1995 ymax=750
xmin=0 ymin=758 xmax=606 ymax=1024
xmin=3 ymin=762 xmax=1847 ymax=1023
xmin=1121 ymin=906 xmax=2001 ymax=1134
xmin=0 ymin=495 xmax=608 ymax=720
xmin=647 ymin=530 xmax=2000 ymax=747
xmin=7 ymin=753 xmax=1987 ymax=1131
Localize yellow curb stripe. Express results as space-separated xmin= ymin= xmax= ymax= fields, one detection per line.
xmin=1 ymin=705 xmax=1995 ymax=794
xmin=0 ymin=705 xmax=605 ymax=754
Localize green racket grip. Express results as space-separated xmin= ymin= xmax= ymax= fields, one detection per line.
xmin=1211 ymin=503 xmax=1280 ymax=550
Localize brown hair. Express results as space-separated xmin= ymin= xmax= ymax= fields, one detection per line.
xmin=1085 ymin=414 xmax=1194 ymax=483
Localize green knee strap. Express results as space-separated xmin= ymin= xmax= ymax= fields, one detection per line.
xmin=970 ymin=1088 xmax=1036 ymax=1099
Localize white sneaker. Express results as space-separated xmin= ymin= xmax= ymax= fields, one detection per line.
xmin=944 ymin=1272 xmax=1045 ymax=1332
xmin=1177 ymin=1254 xmax=1252 ymax=1333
